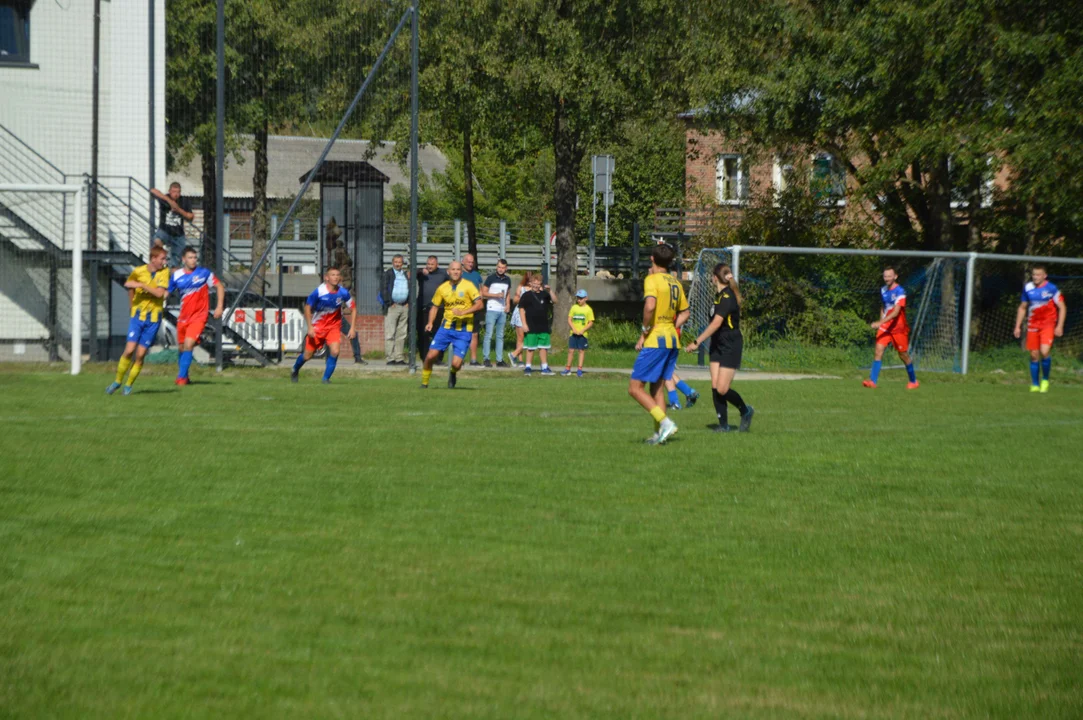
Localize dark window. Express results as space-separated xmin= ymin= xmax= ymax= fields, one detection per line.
xmin=0 ymin=1 xmax=32 ymax=65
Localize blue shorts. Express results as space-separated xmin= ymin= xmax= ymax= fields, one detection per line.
xmin=430 ymin=327 xmax=472 ymax=359
xmin=127 ymin=316 xmax=161 ymax=348
xmin=631 ymin=347 xmax=679 ymax=383
xmin=569 ymin=334 xmax=589 ymax=350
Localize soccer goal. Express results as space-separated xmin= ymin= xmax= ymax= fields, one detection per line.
xmin=0 ymin=183 xmax=86 ymax=374
xmin=689 ymin=246 xmax=1083 ymax=375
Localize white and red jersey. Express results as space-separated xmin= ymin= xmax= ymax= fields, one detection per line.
xmin=306 ymin=283 xmax=354 ymax=332
xmin=878 ymin=283 xmax=910 ymax=334
xmin=1022 ymin=281 xmax=1062 ymax=330
xmin=169 ymin=267 xmax=220 ymax=323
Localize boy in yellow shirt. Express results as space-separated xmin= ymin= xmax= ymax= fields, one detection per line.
xmin=562 ymin=289 xmax=594 ymax=377
xmin=107 ymin=246 xmax=170 ymax=395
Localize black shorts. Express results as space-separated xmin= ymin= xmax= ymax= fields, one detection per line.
xmin=709 ymin=333 xmax=742 ymax=369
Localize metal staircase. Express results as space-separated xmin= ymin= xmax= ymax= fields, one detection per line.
xmin=0 ymin=122 xmax=275 ymax=365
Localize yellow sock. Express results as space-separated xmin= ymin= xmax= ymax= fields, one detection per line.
xmin=649 ymin=406 xmax=666 ymax=424
xmin=115 ymin=356 xmax=133 ymax=384
xmin=422 ymin=368 xmax=432 ymax=386
xmin=125 ymin=361 xmax=143 ymax=387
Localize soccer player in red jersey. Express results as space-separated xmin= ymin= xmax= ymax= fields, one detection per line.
xmin=1014 ymin=265 xmax=1067 ymax=393
xmin=864 ymin=266 xmax=918 ymax=390
xmin=169 ymin=246 xmax=224 ymax=385
xmin=291 ymin=267 xmax=357 ymax=384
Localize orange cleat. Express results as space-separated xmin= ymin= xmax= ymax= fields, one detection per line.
xmin=862 ymin=379 xmax=877 ymax=388
xmin=906 ymin=381 xmax=920 ymax=390
xmin=175 ymin=378 xmax=189 ymax=386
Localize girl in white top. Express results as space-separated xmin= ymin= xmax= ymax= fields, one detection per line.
xmin=508 ymin=271 xmax=533 ymax=366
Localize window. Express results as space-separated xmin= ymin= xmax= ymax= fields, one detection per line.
xmin=715 ymin=154 xmax=747 ymax=204
xmin=811 ymin=153 xmax=846 ymax=205
xmin=0 ymin=1 xmax=32 ymax=66
xmin=772 ymin=155 xmax=796 ymax=195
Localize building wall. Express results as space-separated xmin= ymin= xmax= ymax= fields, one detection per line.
xmin=0 ymin=0 xmax=165 ymax=188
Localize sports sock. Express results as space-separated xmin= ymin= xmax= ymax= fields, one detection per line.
xmin=114 ymin=356 xmax=133 ymax=384
xmin=905 ymin=363 xmax=916 ymax=383
xmin=712 ymin=389 xmax=728 ymax=426
xmin=648 ymin=406 xmax=666 ymax=424
xmin=870 ymin=360 xmax=882 ymax=384
xmin=667 ymin=389 xmax=679 ymax=406
xmin=675 ymin=380 xmax=695 ymax=398
xmin=1041 ymin=357 xmax=1051 ymax=380
xmin=724 ymin=389 xmax=748 ymax=416
xmin=1030 ymin=360 xmax=1040 ymax=386
xmin=323 ymin=355 xmax=338 ymax=381
xmin=422 ymin=368 xmax=432 ymax=385
xmin=293 ymin=354 xmax=306 ymax=372
xmin=541 ymin=363 xmax=549 ymax=370
xmin=178 ymin=350 xmax=193 ymax=379
xmin=125 ymin=361 xmax=143 ymax=387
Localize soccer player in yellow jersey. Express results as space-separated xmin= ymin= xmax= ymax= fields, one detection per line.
xmin=629 ymin=244 xmax=689 ymax=445
xmin=421 ymin=260 xmax=483 ymax=389
xmin=107 ymin=246 xmax=171 ymax=395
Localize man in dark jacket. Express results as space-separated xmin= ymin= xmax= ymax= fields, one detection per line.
xmin=381 ymin=254 xmax=411 ymax=364
xmin=416 ymin=255 xmax=448 ymax=359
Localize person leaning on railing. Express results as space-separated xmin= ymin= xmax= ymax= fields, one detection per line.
xmin=150 ymin=181 xmax=193 ymax=266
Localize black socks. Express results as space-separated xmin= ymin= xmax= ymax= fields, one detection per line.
xmin=713 ymin=388 xmax=749 ymax=427
xmin=724 ymin=389 xmax=747 ymax=416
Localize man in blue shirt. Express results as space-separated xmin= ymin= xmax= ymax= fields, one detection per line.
xmin=381 ymin=254 xmax=411 ymax=365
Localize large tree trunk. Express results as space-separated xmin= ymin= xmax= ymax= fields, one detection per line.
xmin=201 ymin=147 xmax=217 ymax=268
xmin=463 ymin=119 xmax=478 ymax=259
xmin=251 ymin=115 xmax=269 ymax=288
xmin=552 ymin=96 xmax=581 ymax=346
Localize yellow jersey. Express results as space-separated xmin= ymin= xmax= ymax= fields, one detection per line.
xmin=642 ymin=272 xmax=688 ymax=349
xmin=128 ymin=264 xmax=170 ymax=321
xmin=433 ymin=279 xmax=480 ymax=332
xmin=568 ymin=303 xmax=595 ymax=337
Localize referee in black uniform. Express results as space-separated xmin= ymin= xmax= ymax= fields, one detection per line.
xmin=685 ymin=263 xmax=754 ymax=432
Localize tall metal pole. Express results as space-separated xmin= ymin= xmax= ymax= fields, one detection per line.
xmin=961 ymin=252 xmax=977 ymax=375
xmin=148 ymin=0 xmax=155 ymax=240
xmin=90 ymin=0 xmax=101 ymax=251
xmin=215 ymin=0 xmax=225 ymax=371
xmin=72 ymin=186 xmax=83 ymax=375
xmin=407 ymin=2 xmax=420 ymax=371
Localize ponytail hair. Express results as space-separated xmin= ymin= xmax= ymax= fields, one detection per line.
xmin=713 ymin=263 xmax=742 ymax=306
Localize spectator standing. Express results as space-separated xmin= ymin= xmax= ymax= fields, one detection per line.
xmin=507 ymin=271 xmax=532 ymax=367
xmin=382 ymin=254 xmax=411 ymax=365
xmin=461 ymin=253 xmax=484 ymax=366
xmin=481 ymin=259 xmax=513 ymax=367
xmin=518 ymin=274 xmax=556 ymax=376
xmin=416 ymin=255 xmax=449 ymax=358
xmin=562 ymin=288 xmax=595 ymax=377
xmin=150 ymin=182 xmax=194 ymax=266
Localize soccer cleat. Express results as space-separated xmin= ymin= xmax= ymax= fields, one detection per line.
xmin=644 ymin=431 xmax=662 ymax=445
xmin=322 ymin=378 xmax=331 ymax=385
xmin=540 ymin=368 xmax=555 ymax=376
xmin=1040 ymin=379 xmax=1050 ymax=393
xmin=420 ymin=383 xmax=429 ymax=389
xmin=712 ymin=424 xmax=736 ymax=433
xmin=561 ymin=368 xmax=573 ymax=376
xmin=862 ymin=380 xmax=877 ymax=388
xmin=448 ymin=372 xmax=458 ymax=389
xmin=1030 ymin=384 xmax=1041 ymax=393
xmin=686 ymin=390 xmax=700 ymax=407
xmin=484 ymin=359 xmax=492 ymax=368
xmin=656 ymin=417 xmax=678 ymax=444
xmin=576 ymin=369 xmax=583 ymax=378
xmin=105 ymin=382 xmax=121 ymax=395
xmin=523 ymin=367 xmax=532 ymax=376
xmin=175 ymin=378 xmax=189 ymax=386
xmin=290 ymin=370 xmax=299 ymax=383
xmin=667 ymin=403 xmax=682 ymax=411
xmin=121 ymin=385 xmax=133 ymax=396
xmin=906 ymin=381 xmax=920 ymax=390
xmin=738 ymin=405 xmax=755 ymax=433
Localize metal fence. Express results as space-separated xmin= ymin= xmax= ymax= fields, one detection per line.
xmin=690 ymin=246 xmax=1083 ymax=374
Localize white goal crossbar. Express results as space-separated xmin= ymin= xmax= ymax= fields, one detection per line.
xmin=0 ymin=183 xmax=85 ymax=375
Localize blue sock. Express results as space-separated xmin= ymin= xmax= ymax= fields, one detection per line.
xmin=323 ymin=355 xmax=338 ymax=381
xmin=667 ymin=389 xmax=679 ymax=407
xmin=1030 ymin=361 xmax=1040 ymax=386
xmin=293 ymin=354 xmax=306 ymax=372
xmin=178 ymin=351 xmax=193 ymax=379
xmin=870 ymin=360 xmax=882 ymax=384
xmin=675 ymin=380 xmax=695 ymax=398
xmin=905 ymin=363 xmax=916 ymax=383
xmin=1041 ymin=357 xmax=1051 ymax=380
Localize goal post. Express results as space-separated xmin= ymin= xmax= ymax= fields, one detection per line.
xmin=0 ymin=183 xmax=85 ymax=375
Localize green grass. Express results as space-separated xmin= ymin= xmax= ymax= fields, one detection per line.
xmin=1 ymin=364 xmax=1081 ymax=718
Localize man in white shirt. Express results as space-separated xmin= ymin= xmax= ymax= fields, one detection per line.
xmin=481 ymin=259 xmax=513 ymax=367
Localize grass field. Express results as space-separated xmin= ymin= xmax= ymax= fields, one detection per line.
xmin=1 ymin=363 xmax=1081 ymax=718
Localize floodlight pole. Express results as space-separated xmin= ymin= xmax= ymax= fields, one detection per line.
xmin=214 ymin=0 xmax=225 ymax=371
xmin=407 ymin=2 xmax=420 ymax=372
